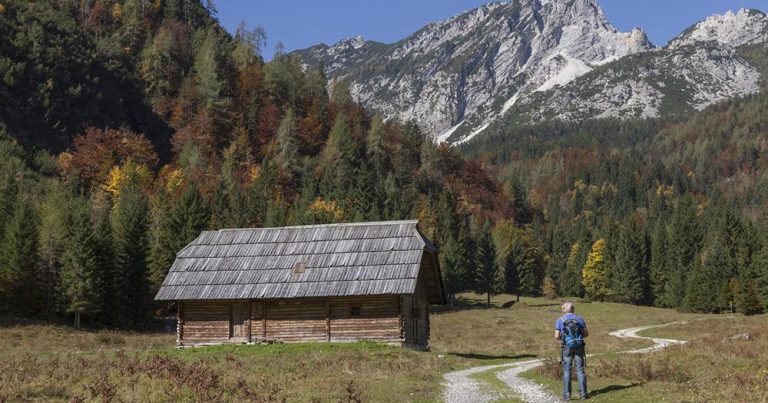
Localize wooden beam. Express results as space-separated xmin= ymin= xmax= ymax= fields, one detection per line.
xmin=247 ymin=301 xmax=253 ymax=343
xmin=262 ymin=301 xmax=267 ymax=340
xmin=326 ymin=297 xmax=331 ymax=342
xmin=177 ymin=301 xmax=183 ymax=346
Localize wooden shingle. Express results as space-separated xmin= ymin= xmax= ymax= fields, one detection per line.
xmin=154 ymin=220 xmax=443 ymax=302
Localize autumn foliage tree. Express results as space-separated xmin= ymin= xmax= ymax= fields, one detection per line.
xmin=583 ymin=239 xmax=611 ymax=301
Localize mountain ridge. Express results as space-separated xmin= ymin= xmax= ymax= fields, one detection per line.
xmin=295 ymin=2 xmax=767 ymax=144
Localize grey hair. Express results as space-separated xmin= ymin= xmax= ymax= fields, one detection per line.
xmin=561 ymin=301 xmax=574 ymax=313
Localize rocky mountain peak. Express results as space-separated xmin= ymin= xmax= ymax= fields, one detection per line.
xmin=670 ymin=8 xmax=768 ymax=48
xmin=296 ymin=1 xmax=764 ymax=145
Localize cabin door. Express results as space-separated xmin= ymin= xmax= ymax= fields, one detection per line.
xmin=230 ymin=303 xmax=249 ymax=339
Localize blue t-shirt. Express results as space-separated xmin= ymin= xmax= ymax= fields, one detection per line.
xmin=555 ymin=313 xmax=587 ymax=334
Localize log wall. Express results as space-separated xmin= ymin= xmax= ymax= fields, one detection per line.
xmin=180 ymin=294 xmax=425 ymax=346
xmin=265 ymin=298 xmax=328 ymax=342
xmin=330 ymin=295 xmax=400 ymax=343
xmin=180 ymin=301 xmax=230 ymax=342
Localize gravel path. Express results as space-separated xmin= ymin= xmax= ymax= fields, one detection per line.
xmin=442 ymin=322 xmax=688 ymax=403
xmin=441 ymin=362 xmax=514 ymax=403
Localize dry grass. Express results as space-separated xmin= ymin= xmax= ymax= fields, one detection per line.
xmin=0 ymin=296 xmax=722 ymax=402
xmin=0 ymin=327 xmax=460 ymax=402
xmin=525 ymin=314 xmax=768 ymax=402
xmin=430 ymin=294 xmax=703 ymax=359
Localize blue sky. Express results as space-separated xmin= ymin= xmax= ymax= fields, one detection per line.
xmin=216 ymin=1 xmax=767 ymax=59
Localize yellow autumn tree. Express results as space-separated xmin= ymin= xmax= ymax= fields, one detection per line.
xmin=582 ymin=239 xmax=612 ymax=301
xmin=308 ymin=198 xmax=344 ymax=223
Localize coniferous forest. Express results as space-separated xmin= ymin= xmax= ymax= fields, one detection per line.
xmin=0 ymin=0 xmax=767 ymax=329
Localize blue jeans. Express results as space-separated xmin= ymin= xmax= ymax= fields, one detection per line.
xmin=562 ymin=346 xmax=587 ymax=399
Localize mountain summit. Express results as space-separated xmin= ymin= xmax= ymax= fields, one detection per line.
xmin=297 ymin=2 xmax=766 ymax=144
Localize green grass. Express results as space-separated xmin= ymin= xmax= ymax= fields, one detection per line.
xmin=0 ymin=296 xmax=748 ymax=402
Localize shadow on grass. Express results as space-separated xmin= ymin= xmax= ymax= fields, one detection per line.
xmin=452 ymin=353 xmax=537 ymax=360
xmin=433 ymin=297 xmax=522 ymax=312
xmin=500 ymin=299 xmax=519 ymax=308
xmin=528 ymin=302 xmax=561 ymax=308
xmin=590 ymin=382 xmax=641 ymax=397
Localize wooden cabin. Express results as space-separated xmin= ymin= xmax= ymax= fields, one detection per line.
xmin=154 ymin=220 xmax=445 ymax=349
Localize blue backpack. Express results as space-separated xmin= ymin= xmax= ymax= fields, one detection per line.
xmin=561 ymin=316 xmax=584 ymax=349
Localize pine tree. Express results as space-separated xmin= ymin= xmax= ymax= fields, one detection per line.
xmin=582 ymin=239 xmax=611 ymax=301
xmin=0 ymin=198 xmax=41 ymax=316
xmin=476 ymin=223 xmax=498 ymax=307
xmin=59 ymin=198 xmax=100 ymax=328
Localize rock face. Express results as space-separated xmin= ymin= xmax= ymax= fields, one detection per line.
xmin=296 ymin=2 xmax=767 ymax=144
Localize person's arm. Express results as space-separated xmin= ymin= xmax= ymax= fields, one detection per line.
xmin=555 ymin=329 xmax=561 ymax=340
xmin=581 ymin=318 xmax=589 ymax=337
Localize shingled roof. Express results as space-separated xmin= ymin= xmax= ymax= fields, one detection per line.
xmin=154 ymin=220 xmax=444 ymax=303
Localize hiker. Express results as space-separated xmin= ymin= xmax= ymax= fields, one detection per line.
xmin=555 ymin=301 xmax=588 ymax=401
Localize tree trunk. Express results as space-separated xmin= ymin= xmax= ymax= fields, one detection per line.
xmin=74 ymin=311 xmax=81 ymax=329
xmin=487 ymin=292 xmax=491 ymax=308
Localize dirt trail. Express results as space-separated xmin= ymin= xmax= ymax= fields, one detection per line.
xmin=442 ymin=321 xmax=688 ymax=403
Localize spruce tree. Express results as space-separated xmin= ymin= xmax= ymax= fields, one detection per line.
xmin=751 ymin=241 xmax=768 ymax=310
xmin=59 ymin=198 xmax=100 ymax=328
xmin=560 ymin=242 xmax=584 ymax=297
xmin=0 ymin=199 xmax=40 ymax=316
xmin=169 ymin=182 xmax=210 ymax=253
xmin=275 ymin=109 xmax=300 ymax=180
xmin=111 ymin=165 xmax=151 ymax=327
xmin=684 ymin=238 xmax=728 ymax=313
xmin=612 ymin=221 xmax=649 ymax=304
xmin=38 ymin=183 xmax=70 ymax=317
xmin=663 ymin=195 xmax=702 ymax=307
xmin=476 ymin=223 xmax=498 ymax=307
xmin=0 ymin=173 xmax=18 ymax=245
xmin=515 ymin=232 xmax=545 ymax=297
xmin=649 ymin=222 xmax=670 ymax=306
xmin=148 ymin=192 xmax=175 ymax=292
xmin=440 ymin=235 xmax=467 ymax=305
xmin=92 ymin=209 xmax=114 ymax=325
xmin=502 ymin=242 xmax=520 ymax=300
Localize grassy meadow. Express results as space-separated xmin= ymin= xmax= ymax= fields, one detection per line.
xmin=1 ymin=295 xmax=764 ymax=402
xmin=524 ymin=314 xmax=768 ymax=402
